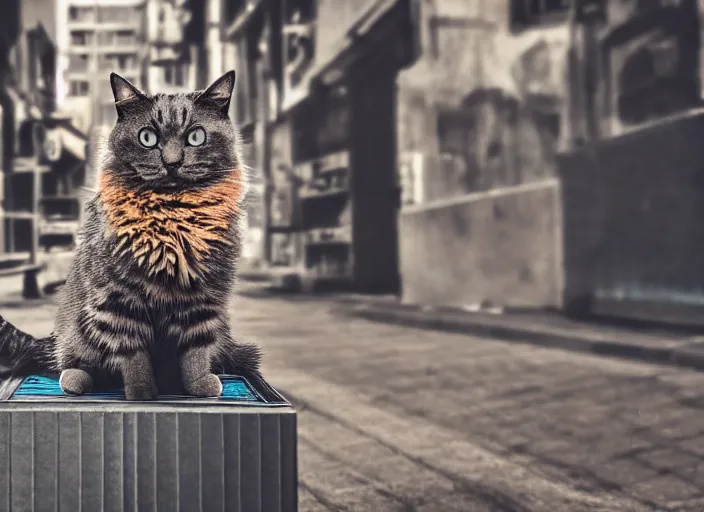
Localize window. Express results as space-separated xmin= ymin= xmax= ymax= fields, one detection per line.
xmin=68 ymin=80 xmax=90 ymax=96
xmin=120 ymin=55 xmax=136 ymax=70
xmin=115 ymin=30 xmax=136 ymax=46
xmin=164 ymin=62 xmax=185 ymax=87
xmin=98 ymin=55 xmax=111 ymax=70
xmin=510 ymin=0 xmax=570 ymax=29
xmin=618 ymin=40 xmax=691 ymax=125
xmin=69 ymin=55 xmax=90 ymax=72
xmin=99 ymin=54 xmax=137 ymax=71
xmin=69 ymin=7 xmax=94 ymax=23
xmin=98 ymin=32 xmax=115 ymax=46
xmin=98 ymin=30 xmax=136 ymax=47
xmin=70 ymin=31 xmax=93 ymax=46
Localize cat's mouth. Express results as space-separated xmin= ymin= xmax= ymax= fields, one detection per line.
xmin=138 ymin=167 xmax=185 ymax=184
xmin=134 ymin=165 xmax=167 ymax=181
xmin=147 ymin=174 xmax=212 ymax=193
xmin=150 ymin=178 xmax=184 ymax=192
xmin=134 ymin=165 xmax=221 ymax=191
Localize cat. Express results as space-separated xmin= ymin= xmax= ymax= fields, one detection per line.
xmin=0 ymin=71 xmax=261 ymax=400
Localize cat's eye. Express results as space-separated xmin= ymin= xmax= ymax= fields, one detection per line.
xmin=186 ymin=127 xmax=206 ymax=147
xmin=138 ymin=128 xmax=158 ymax=148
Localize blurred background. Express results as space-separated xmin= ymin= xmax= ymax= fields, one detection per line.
xmin=2 ymin=0 xmax=704 ymax=325
xmin=3 ymin=1 xmax=704 ymax=509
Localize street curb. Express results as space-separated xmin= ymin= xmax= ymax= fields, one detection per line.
xmin=235 ymin=284 xmax=704 ymax=371
xmin=339 ymin=303 xmax=704 ymax=373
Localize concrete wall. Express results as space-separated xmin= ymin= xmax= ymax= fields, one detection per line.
xmin=395 ymin=0 xmax=569 ymax=307
xmin=560 ymin=109 xmax=704 ymax=315
xmin=399 ymin=179 xmax=562 ymax=308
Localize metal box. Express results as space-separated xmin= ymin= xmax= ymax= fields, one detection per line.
xmin=0 ymin=373 xmax=297 ymax=512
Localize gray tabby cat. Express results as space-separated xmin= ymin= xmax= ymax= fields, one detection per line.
xmin=0 ymin=71 xmax=261 ymax=400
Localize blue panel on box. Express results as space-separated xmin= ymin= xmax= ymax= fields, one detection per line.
xmin=11 ymin=374 xmax=264 ymax=403
xmin=221 ymin=377 xmax=259 ymax=401
xmin=12 ymin=375 xmax=64 ymax=397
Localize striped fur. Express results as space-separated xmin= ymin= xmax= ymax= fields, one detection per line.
xmin=0 ymin=71 xmax=262 ymax=400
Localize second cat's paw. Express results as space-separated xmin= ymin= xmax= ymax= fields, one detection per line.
xmin=59 ymin=368 xmax=94 ymax=395
xmin=185 ymin=373 xmax=223 ymax=398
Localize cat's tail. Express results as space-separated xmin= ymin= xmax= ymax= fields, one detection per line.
xmin=214 ymin=340 xmax=287 ymax=403
xmin=0 ymin=315 xmax=54 ymax=376
xmin=214 ymin=339 xmax=262 ymax=377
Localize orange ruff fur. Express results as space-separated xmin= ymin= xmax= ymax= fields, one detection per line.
xmin=99 ymin=171 xmax=243 ymax=284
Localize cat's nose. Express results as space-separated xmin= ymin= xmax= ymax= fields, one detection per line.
xmin=162 ymin=141 xmax=183 ymax=174
xmin=165 ymin=162 xmax=181 ymax=176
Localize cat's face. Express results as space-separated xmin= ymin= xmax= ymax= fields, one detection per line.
xmin=106 ymin=72 xmax=239 ymax=191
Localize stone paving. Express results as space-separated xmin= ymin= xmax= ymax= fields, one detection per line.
xmin=2 ymin=286 xmax=704 ymax=511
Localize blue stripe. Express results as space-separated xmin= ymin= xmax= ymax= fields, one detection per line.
xmin=11 ymin=374 xmax=271 ymax=403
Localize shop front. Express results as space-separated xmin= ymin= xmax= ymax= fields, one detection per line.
xmin=274 ymin=0 xmax=419 ymax=293
xmin=278 ymin=0 xmax=417 ymax=293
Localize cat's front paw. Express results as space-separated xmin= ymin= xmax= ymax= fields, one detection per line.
xmin=184 ymin=373 xmax=223 ymax=398
xmin=59 ymin=368 xmax=94 ymax=395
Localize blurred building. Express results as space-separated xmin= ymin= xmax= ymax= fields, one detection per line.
xmin=144 ymin=0 xmax=224 ymax=94
xmin=221 ymin=0 xmax=422 ymax=291
xmin=145 ymin=0 xmax=194 ymax=94
xmin=0 ymin=0 xmax=89 ymax=290
xmin=222 ymin=0 xmax=704 ymax=323
xmin=58 ymin=0 xmax=147 ymax=130
xmin=560 ymin=0 xmax=704 ymax=324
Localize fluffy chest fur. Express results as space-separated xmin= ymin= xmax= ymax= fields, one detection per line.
xmin=98 ymin=171 xmax=243 ymax=285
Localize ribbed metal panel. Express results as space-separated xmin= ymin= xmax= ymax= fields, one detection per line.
xmin=0 ymin=403 xmax=298 ymax=512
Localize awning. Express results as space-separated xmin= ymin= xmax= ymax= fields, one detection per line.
xmin=58 ymin=126 xmax=86 ymax=161
xmin=280 ymin=0 xmax=420 ymax=113
xmin=44 ymin=115 xmax=88 ymax=162
xmin=311 ymin=0 xmax=420 ymax=83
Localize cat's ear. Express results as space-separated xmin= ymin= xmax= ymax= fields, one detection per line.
xmin=195 ymin=70 xmax=236 ymax=114
xmin=110 ymin=73 xmax=147 ymax=116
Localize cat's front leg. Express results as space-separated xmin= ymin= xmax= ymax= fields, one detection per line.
xmin=177 ymin=316 xmax=225 ymax=397
xmin=179 ymin=345 xmax=223 ymax=397
xmin=120 ymin=351 xmax=158 ymax=401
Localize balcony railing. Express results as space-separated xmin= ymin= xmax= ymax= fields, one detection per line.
xmin=67 ymin=61 xmax=90 ymax=73
xmin=97 ymin=63 xmax=141 ymax=75
xmin=96 ymin=45 xmax=141 ymax=54
xmin=97 ymin=33 xmax=140 ymax=46
xmin=69 ymin=34 xmax=95 ymax=47
xmin=67 ymin=46 xmax=92 ymax=55
xmin=96 ymin=6 xmax=142 ymax=24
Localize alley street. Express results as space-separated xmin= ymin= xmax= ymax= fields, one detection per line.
xmin=1 ymin=284 xmax=703 ymax=511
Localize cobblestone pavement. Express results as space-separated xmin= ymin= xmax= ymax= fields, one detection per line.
xmin=2 ymin=287 xmax=704 ymax=511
